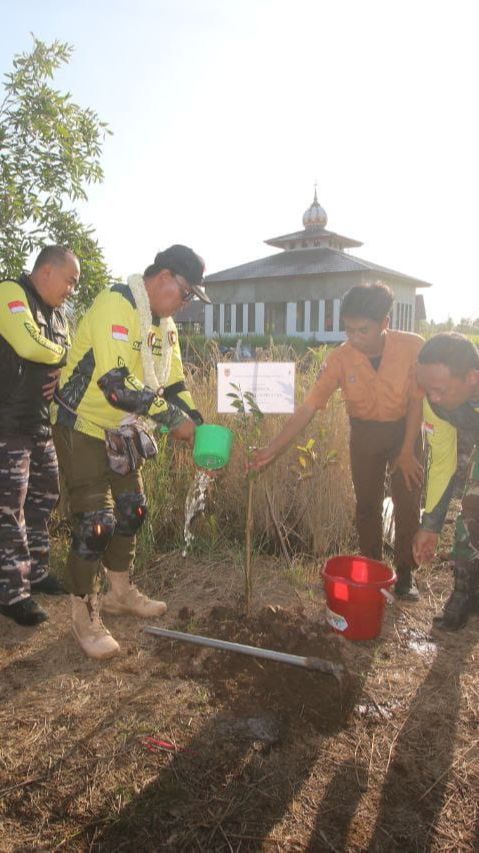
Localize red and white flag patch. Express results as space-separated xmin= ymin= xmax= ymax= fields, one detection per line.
xmin=8 ymin=300 xmax=26 ymax=313
xmin=112 ymin=324 xmax=129 ymax=342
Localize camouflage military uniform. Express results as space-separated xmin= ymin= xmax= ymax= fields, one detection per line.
xmin=422 ymin=398 xmax=479 ymax=627
xmin=454 ymin=429 xmax=476 ymax=498
xmin=0 ymin=274 xmax=68 ymax=608
xmin=453 ymin=447 xmax=479 ymax=563
xmin=0 ymin=437 xmax=59 ymax=605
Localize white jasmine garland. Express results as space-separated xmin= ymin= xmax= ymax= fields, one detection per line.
xmin=127 ymin=274 xmax=174 ymax=389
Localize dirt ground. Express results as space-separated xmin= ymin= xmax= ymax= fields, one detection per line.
xmin=1 ymin=546 xmax=479 ymax=852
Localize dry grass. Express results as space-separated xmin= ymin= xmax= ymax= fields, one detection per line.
xmin=4 ymin=348 xmax=478 ymax=850
xmin=140 ymin=345 xmax=355 ymax=563
xmin=1 ymin=547 xmax=479 ymax=852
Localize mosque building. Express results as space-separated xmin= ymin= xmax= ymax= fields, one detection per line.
xmin=202 ymin=190 xmax=430 ymax=341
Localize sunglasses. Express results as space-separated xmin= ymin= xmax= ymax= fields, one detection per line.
xmin=173 ymin=274 xmax=195 ymax=303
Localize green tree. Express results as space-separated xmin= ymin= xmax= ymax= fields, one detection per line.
xmin=0 ymin=36 xmax=111 ymax=310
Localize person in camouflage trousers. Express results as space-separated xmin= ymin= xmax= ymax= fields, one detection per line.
xmin=0 ymin=246 xmax=79 ymax=626
xmin=413 ymin=333 xmax=479 ymax=631
xmin=452 ymin=447 xmax=479 ymax=564
xmin=0 ymin=438 xmax=59 ymax=603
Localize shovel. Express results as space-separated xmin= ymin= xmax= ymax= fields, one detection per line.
xmin=144 ymin=626 xmax=344 ymax=682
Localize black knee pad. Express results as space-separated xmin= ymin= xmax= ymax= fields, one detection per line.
xmin=115 ymin=492 xmax=147 ymax=536
xmin=72 ymin=509 xmax=116 ymax=560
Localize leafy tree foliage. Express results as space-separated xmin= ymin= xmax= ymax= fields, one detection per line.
xmin=0 ymin=36 xmax=111 ymax=309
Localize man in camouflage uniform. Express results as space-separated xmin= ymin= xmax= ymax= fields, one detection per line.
xmin=413 ymin=333 xmax=479 ymax=630
xmin=0 ymin=247 xmax=79 ymax=625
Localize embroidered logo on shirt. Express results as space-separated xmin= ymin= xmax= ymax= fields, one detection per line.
xmin=8 ymin=300 xmax=26 ymax=313
xmin=147 ymin=331 xmax=157 ymax=348
xmin=112 ymin=325 xmax=129 ymax=342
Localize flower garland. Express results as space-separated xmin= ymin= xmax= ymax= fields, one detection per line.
xmin=127 ymin=274 xmax=174 ymax=389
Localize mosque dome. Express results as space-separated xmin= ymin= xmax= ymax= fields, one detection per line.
xmin=302 ymin=188 xmax=327 ymax=230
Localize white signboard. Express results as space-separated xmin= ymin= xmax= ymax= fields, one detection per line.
xmin=217 ymin=362 xmax=295 ymax=414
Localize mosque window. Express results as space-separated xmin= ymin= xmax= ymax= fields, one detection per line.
xmin=235 ymin=304 xmax=243 ymax=334
xmin=264 ymin=302 xmax=286 ymax=335
xmin=394 ymin=302 xmax=413 ymax=331
xmin=324 ymin=299 xmax=334 ymax=331
xmin=248 ymin=303 xmax=255 ymax=333
xmin=224 ymin=303 xmax=232 ymax=334
xmin=296 ymin=301 xmax=306 ymax=333
xmin=212 ymin=304 xmax=220 ymax=333
xmin=310 ymin=301 xmax=319 ymax=333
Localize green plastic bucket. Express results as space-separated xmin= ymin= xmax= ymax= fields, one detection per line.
xmin=193 ymin=424 xmax=234 ymax=470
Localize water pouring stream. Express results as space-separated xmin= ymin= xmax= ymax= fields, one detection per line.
xmin=182 ymin=469 xmax=213 ymax=556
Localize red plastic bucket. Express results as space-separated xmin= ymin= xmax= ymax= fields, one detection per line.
xmin=323 ymin=555 xmax=396 ymax=641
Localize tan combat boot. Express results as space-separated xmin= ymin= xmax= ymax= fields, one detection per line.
xmin=71 ymin=594 xmax=120 ymax=660
xmin=102 ymin=570 xmax=167 ymax=618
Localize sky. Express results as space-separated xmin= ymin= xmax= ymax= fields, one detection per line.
xmin=1 ymin=0 xmax=478 ymax=322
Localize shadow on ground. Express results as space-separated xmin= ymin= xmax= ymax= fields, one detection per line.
xmin=90 ymin=605 xmax=369 ymax=851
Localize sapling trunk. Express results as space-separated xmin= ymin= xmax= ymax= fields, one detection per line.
xmin=245 ymin=474 xmax=254 ymax=614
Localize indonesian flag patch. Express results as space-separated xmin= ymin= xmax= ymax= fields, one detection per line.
xmin=8 ymin=300 xmax=26 ymax=313
xmin=112 ymin=324 xmax=129 ymax=342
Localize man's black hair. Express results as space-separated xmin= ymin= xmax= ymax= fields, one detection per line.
xmin=340 ymin=282 xmax=394 ymax=324
xmin=418 ymin=332 xmax=479 ymax=377
xmin=32 ymin=245 xmax=76 ymax=271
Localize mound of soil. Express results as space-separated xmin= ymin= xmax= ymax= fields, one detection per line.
xmin=151 ymin=603 xmax=359 ymax=736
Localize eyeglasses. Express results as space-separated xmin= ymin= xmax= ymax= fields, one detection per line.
xmin=174 ymin=274 xmax=195 ymax=303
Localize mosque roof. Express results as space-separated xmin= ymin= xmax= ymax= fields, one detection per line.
xmin=205 ymin=247 xmax=432 ymax=288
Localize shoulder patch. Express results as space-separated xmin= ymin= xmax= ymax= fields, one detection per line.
xmin=112 ymin=325 xmax=129 ymax=342
xmin=8 ymin=300 xmax=26 ymax=313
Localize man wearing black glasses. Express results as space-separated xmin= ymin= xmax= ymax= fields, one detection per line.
xmin=52 ymin=245 xmax=211 ymax=660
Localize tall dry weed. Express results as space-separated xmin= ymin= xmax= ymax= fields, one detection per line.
xmin=140 ymin=345 xmax=355 ymax=565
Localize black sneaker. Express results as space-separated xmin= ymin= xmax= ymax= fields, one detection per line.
xmin=394 ymin=576 xmax=420 ymax=602
xmin=433 ymin=591 xmax=470 ymax=631
xmin=0 ymin=597 xmax=49 ymax=626
xmin=31 ymin=574 xmax=65 ymax=596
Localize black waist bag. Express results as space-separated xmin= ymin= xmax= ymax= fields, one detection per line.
xmin=105 ymin=423 xmax=158 ymax=476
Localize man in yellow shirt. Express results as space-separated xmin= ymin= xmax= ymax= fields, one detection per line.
xmin=413 ymin=333 xmax=479 ymax=630
xmin=249 ymin=283 xmax=424 ymax=599
xmin=53 ymin=244 xmax=210 ymax=660
xmin=0 ymin=246 xmax=79 ymax=626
